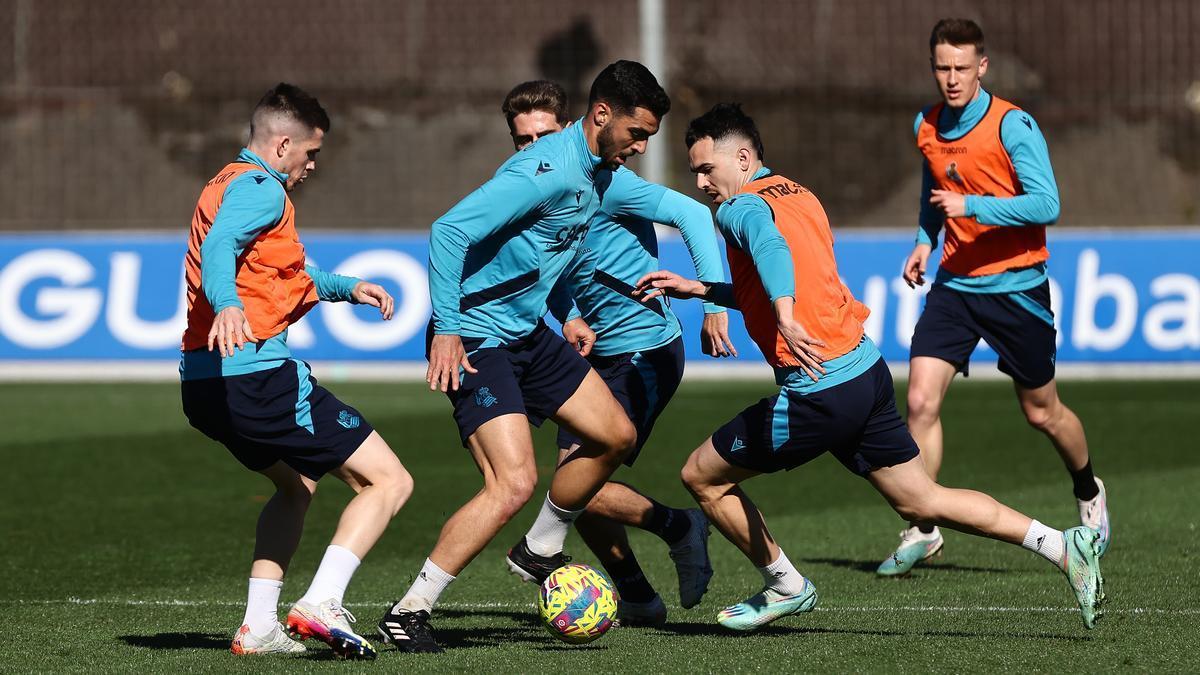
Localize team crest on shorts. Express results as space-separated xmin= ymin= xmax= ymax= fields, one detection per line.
xmin=475 ymin=387 xmax=499 ymax=408
xmin=337 ymin=410 xmax=361 ymax=429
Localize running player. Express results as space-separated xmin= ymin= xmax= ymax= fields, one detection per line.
xmin=181 ymin=83 xmax=412 ymax=659
xmin=500 ymin=80 xmax=729 ymax=624
xmin=375 ymin=61 xmax=677 ymax=653
xmin=635 ymin=102 xmax=1104 ymax=631
xmin=880 ymin=18 xmax=1110 ymax=575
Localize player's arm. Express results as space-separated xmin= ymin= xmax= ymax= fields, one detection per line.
xmin=548 ymin=274 xmax=593 ymax=357
xmin=905 ymin=111 xmax=940 ymax=289
xmin=964 ymin=111 xmax=1061 ymax=226
xmin=426 ymin=158 xmax=553 ymax=391
xmin=199 ymin=172 xmax=283 ymax=356
xmin=721 ymin=195 xmax=826 ymax=378
xmin=304 ymin=264 xmax=393 ymax=320
xmin=608 ymin=170 xmax=737 ymax=356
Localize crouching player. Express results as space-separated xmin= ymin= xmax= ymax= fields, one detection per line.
xmin=635 ymin=103 xmax=1105 ymax=631
xmin=180 ymin=84 xmax=413 ymax=658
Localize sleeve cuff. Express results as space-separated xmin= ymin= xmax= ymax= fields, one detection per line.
xmin=702 ymin=302 xmax=725 ymax=314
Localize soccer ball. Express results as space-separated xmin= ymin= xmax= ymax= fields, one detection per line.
xmin=538 ymin=563 xmax=618 ymax=644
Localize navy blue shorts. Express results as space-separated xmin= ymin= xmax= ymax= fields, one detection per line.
xmin=433 ymin=321 xmax=592 ymax=446
xmin=910 ymin=281 xmax=1057 ymax=389
xmin=556 ymin=336 xmax=685 ymax=466
xmin=181 ymin=359 xmax=374 ymax=481
xmin=711 ymin=358 xmax=919 ymax=476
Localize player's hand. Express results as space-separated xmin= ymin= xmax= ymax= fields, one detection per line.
xmin=701 ymin=311 xmax=738 ymax=358
xmin=903 ymin=244 xmax=933 ymax=288
xmin=351 ymin=281 xmax=394 ymax=320
xmin=778 ymin=317 xmax=827 ymax=381
xmin=427 ymin=333 xmax=477 ymax=393
xmin=930 ymin=189 xmax=967 ymax=218
xmin=207 ymin=306 xmax=256 ymax=358
xmin=634 ymin=270 xmax=706 ymax=301
xmin=562 ymin=318 xmax=595 ymax=357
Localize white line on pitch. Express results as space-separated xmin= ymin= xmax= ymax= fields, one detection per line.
xmin=5 ymin=598 xmax=1198 ymax=616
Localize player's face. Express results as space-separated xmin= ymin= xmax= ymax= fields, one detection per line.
xmin=688 ymin=137 xmax=739 ymax=205
xmin=931 ymin=43 xmax=988 ymax=109
xmin=510 ymin=110 xmax=564 ymax=151
xmin=597 ymin=106 xmax=660 ymax=169
xmin=280 ymin=128 xmax=324 ymax=192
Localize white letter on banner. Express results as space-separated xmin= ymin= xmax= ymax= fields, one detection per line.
xmin=1143 ymin=273 xmax=1200 ymax=350
xmin=323 ymin=250 xmax=430 ymax=351
xmin=860 ymin=276 xmax=887 ymax=344
xmin=0 ymin=249 xmax=102 ymax=349
xmin=1071 ymin=249 xmax=1137 ymax=351
xmin=891 ymin=277 xmax=928 ymax=349
xmin=106 ymin=252 xmax=188 ymax=349
xmin=1048 ymin=276 xmax=1064 ymax=347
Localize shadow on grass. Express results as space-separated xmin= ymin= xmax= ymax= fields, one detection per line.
xmin=801 ymin=557 xmax=1010 ymax=575
xmin=119 ymin=632 xmax=229 ymax=650
xmin=653 ymin=621 xmax=1089 ymax=643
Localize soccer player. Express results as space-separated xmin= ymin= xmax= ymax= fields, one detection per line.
xmin=880 ymin=18 xmax=1110 ymax=575
xmin=180 ymin=84 xmax=413 ymax=659
xmin=500 ymin=80 xmax=731 ymax=624
xmin=375 ymin=61 xmax=677 ymax=653
xmin=635 ymin=103 xmax=1104 ymax=631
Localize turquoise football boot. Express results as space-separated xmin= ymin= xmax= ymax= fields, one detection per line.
xmin=876 ymin=526 xmax=944 ymax=576
xmin=716 ymin=577 xmax=818 ymax=632
xmin=1062 ymin=526 xmax=1106 ymax=629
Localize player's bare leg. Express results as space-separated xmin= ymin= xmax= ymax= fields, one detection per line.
xmin=506 ymin=372 xmax=636 ymax=582
xmin=878 ymin=356 xmax=956 ymax=575
xmin=549 ymin=370 xmax=637 ymax=510
xmin=681 ymin=439 xmax=816 ymax=631
xmin=905 ymin=356 xmax=958 ymax=479
xmin=286 ymin=432 xmax=413 ymax=660
xmin=428 ymin=414 xmax=539 ymax=576
xmin=232 ymin=463 xmax=316 ymax=655
xmin=868 ymin=456 xmax=1105 ymax=628
xmin=325 ymin=431 xmax=414 ymax=556
xmin=1016 ymin=378 xmax=1109 ymax=554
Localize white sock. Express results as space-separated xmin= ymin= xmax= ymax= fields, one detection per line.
xmin=242 ymin=577 xmax=283 ymax=635
xmin=524 ymin=493 xmax=583 ymax=556
xmin=758 ymin=549 xmax=807 ymax=596
xmin=395 ymin=558 xmax=456 ymax=614
xmin=1022 ymin=520 xmax=1067 ymax=570
xmin=300 ymin=545 xmax=361 ymax=605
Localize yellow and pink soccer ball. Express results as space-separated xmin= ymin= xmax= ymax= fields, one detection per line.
xmin=538 ymin=563 xmax=618 ymax=644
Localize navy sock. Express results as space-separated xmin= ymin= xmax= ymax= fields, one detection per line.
xmin=644 ymin=502 xmax=691 ymax=545
xmin=605 ymin=555 xmax=655 ymax=603
xmin=1070 ymin=461 xmax=1099 ymax=501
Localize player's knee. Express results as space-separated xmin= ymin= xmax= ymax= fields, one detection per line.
xmin=491 ymin=468 xmax=538 ymax=519
xmin=1022 ymin=401 xmax=1056 ymax=432
xmin=906 ymin=388 xmax=942 ymax=423
xmin=379 ymin=467 xmax=414 ymax=518
xmin=891 ymin=489 xmax=939 ymax=523
xmin=679 ymin=457 xmax=715 ymax=503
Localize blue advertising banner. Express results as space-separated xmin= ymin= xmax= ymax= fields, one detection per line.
xmin=0 ymin=230 xmax=1197 ymax=365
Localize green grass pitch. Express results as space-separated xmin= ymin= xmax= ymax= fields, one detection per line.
xmin=2 ymin=378 xmax=1197 ymax=672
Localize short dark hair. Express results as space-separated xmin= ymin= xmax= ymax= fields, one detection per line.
xmin=587 ymin=60 xmax=670 ymax=119
xmin=502 ymin=80 xmax=570 ymax=128
xmin=930 ymin=18 xmax=985 ymax=55
xmin=684 ymin=103 xmax=765 ymax=161
xmin=251 ymin=82 xmax=330 ymax=135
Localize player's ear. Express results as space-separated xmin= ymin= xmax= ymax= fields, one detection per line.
xmin=591 ymin=101 xmax=610 ymax=129
xmin=277 ymin=136 xmax=290 ymax=159
xmin=978 ymin=55 xmax=989 ymax=78
xmin=738 ymin=147 xmax=751 ymax=171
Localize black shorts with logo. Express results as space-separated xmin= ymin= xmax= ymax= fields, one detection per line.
xmin=711 ymin=358 xmax=919 ymax=476
xmin=556 ymin=336 xmax=686 ymax=466
xmin=432 ymin=321 xmax=593 ymax=446
xmin=181 ymin=359 xmax=373 ymax=481
xmin=910 ymin=281 xmax=1057 ymax=389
